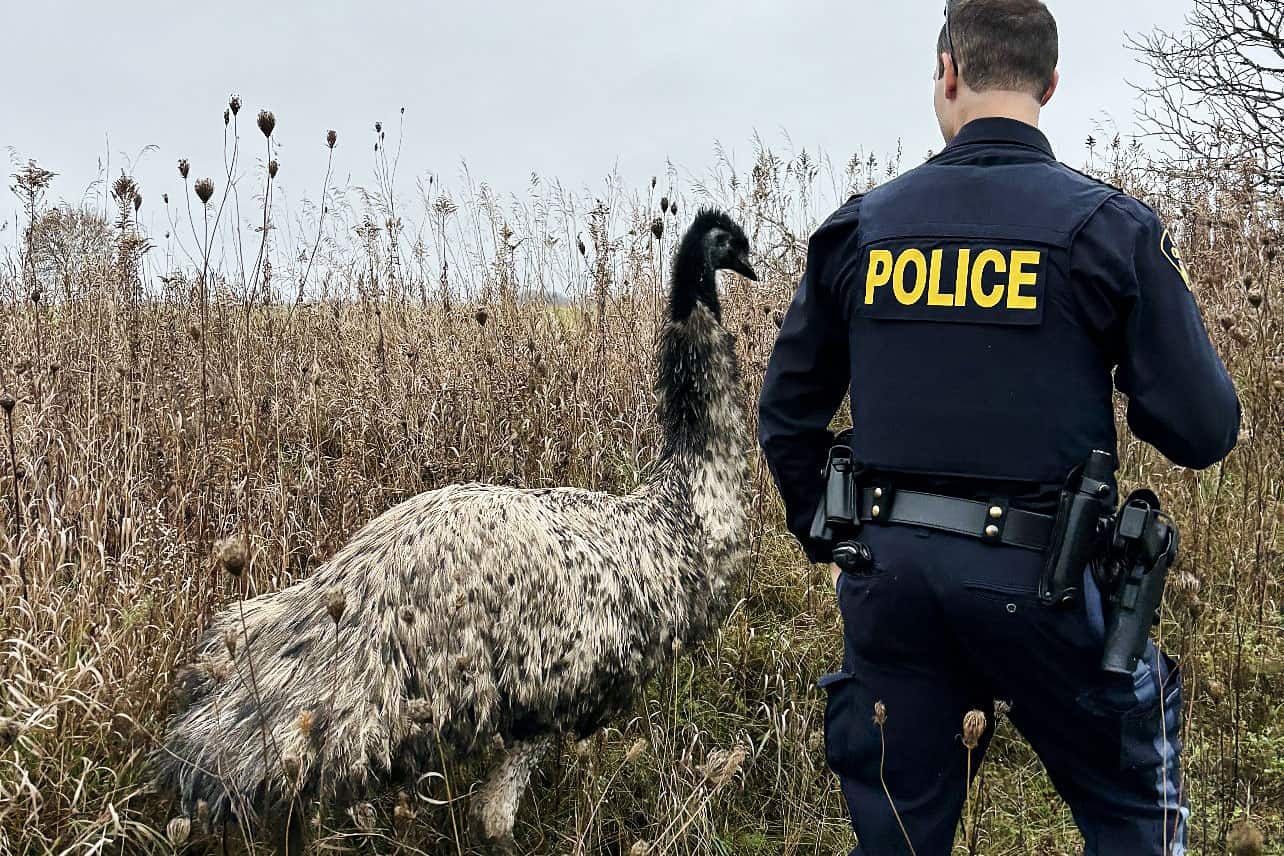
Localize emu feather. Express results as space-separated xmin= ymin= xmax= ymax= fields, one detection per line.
xmin=155 ymin=210 xmax=757 ymax=847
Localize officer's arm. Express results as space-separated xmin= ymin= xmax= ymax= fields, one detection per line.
xmin=1081 ymin=198 xmax=1241 ymax=469
xmin=758 ymin=219 xmax=853 ymax=563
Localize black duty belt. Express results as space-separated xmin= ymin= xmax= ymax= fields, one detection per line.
xmin=857 ymin=486 xmax=1054 ymax=551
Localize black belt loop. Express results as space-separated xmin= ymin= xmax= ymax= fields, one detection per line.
xmin=981 ymin=495 xmax=1011 ymax=545
xmin=868 ymin=478 xmax=896 ymax=524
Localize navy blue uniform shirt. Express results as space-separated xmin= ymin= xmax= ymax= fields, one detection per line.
xmin=759 ymin=118 xmax=1240 ymax=563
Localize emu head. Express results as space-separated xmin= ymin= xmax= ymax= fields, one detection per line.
xmin=670 ymin=209 xmax=757 ymax=322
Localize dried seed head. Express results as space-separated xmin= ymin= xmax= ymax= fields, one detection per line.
xmin=475 ymin=308 xmax=489 ymax=326
xmin=670 ymin=202 xmax=678 ymax=218
xmin=257 ymin=110 xmax=276 ymax=138
xmin=30 ymin=288 xmax=41 ymax=305
xmin=660 ymin=196 xmax=670 ymax=214
xmin=297 ymin=709 xmax=316 ymax=739
xmin=326 ymin=129 xmax=338 ymax=149
xmin=268 ymin=159 xmax=279 ymax=179
xmin=162 ymin=192 xmax=168 ymax=204
xmin=223 ymin=109 xmax=230 ymax=126
xmin=223 ymin=628 xmax=238 ymax=657
xmin=624 ymin=738 xmax=648 ymax=764
xmin=194 ymin=178 xmax=215 ymax=205
xmin=350 ymin=801 xmax=377 ymax=833
xmin=178 ymin=158 xmax=190 ymax=179
xmin=166 ymin=816 xmax=192 ymax=845
xmin=134 ymin=192 xmax=142 ymax=212
xmin=629 ymin=841 xmax=653 ymax=856
xmin=194 ymin=800 xmax=210 ymax=832
xmin=578 ymin=238 xmax=586 ymax=256
xmin=699 ymin=745 xmax=747 ymax=786
xmin=326 ymin=586 xmax=347 ymax=623
xmin=873 ymin=700 xmax=888 ymax=726
xmin=214 ymin=536 xmax=247 ymax=576
xmin=651 ymin=218 xmax=664 ymax=240
xmin=229 ymin=94 xmax=241 ymax=115
xmin=1 ymin=395 xmax=15 ymax=414
xmin=962 ymin=709 xmax=987 ymax=750
xmin=1247 ymin=291 xmax=1263 ymax=308
xmin=393 ymin=791 xmax=416 ymax=831
xmin=993 ymin=699 xmax=1012 ymax=719
xmin=282 ymin=753 xmax=302 ymax=784
xmin=1227 ymin=818 xmax=1265 ymax=856
xmin=1206 ymin=679 xmax=1227 ymax=703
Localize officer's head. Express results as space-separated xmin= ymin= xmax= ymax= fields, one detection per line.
xmin=934 ymin=0 xmax=1060 ymax=143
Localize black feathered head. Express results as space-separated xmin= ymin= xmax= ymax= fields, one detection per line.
xmin=669 ymin=209 xmax=757 ymax=322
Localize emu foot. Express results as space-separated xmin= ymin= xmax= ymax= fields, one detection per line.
xmin=469 ymin=736 xmax=551 ymax=852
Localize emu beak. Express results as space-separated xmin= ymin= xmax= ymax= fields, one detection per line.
xmin=729 ymin=254 xmax=759 ymax=282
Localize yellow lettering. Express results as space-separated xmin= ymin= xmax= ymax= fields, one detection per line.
xmin=954 ymin=248 xmax=971 ymax=306
xmin=1007 ymin=250 xmax=1041 ymax=310
xmin=927 ymin=249 xmax=954 ymax=307
xmin=971 ymin=249 xmax=1006 ymax=308
xmin=893 ymin=249 xmax=928 ymax=305
xmin=866 ymin=250 xmax=894 ymax=304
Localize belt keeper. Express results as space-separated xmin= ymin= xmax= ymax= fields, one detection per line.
xmin=982 ymin=496 xmax=1011 ymax=544
xmin=869 ymin=479 xmax=896 ymax=524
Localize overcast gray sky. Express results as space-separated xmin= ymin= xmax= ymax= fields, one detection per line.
xmin=3 ymin=0 xmax=1193 ymax=223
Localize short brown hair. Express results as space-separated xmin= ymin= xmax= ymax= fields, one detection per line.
xmin=938 ymin=0 xmax=1059 ymax=97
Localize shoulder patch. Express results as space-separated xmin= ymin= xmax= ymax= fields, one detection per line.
xmin=1160 ymin=229 xmax=1192 ymax=290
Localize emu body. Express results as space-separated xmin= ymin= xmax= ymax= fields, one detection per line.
xmin=156 ymin=210 xmax=756 ymax=847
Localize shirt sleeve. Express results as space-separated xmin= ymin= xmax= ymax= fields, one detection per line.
xmin=757 ymin=202 xmax=858 ymax=563
xmin=1075 ymin=197 xmax=1241 ymax=470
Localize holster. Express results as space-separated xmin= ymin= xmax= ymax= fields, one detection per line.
xmin=1099 ymin=490 xmax=1178 ymax=675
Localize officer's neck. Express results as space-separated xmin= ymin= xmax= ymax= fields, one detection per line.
xmin=948 ymin=91 xmax=1043 ymax=140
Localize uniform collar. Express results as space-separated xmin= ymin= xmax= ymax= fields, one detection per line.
xmin=945 ymin=117 xmax=1055 ymax=158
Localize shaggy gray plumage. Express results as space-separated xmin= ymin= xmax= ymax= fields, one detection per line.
xmin=154 ymin=209 xmax=757 ymax=848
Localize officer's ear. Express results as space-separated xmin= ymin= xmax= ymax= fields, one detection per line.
xmin=939 ymin=52 xmax=960 ymax=97
xmin=1039 ymin=70 xmax=1060 ymax=107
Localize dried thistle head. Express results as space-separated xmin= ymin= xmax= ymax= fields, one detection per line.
xmin=325 ymin=586 xmax=347 ymax=623
xmin=993 ymin=699 xmax=1012 ymax=719
xmin=282 ymin=753 xmax=302 ymax=785
xmin=194 ymin=178 xmax=215 ymax=205
xmin=873 ymin=700 xmax=887 ymax=726
xmin=214 ymin=536 xmax=247 ymax=576
xmin=166 ymin=816 xmax=192 ymax=846
xmin=222 ymin=628 xmax=237 ymax=658
xmin=229 ymin=94 xmax=241 ymax=115
xmin=474 ymin=308 xmax=488 ymax=326
xmin=178 ymin=158 xmax=190 ymax=179
xmin=134 ymin=193 xmax=142 ymax=212
xmin=1227 ymin=818 xmax=1265 ymax=856
xmin=326 ymin=129 xmax=338 ymax=149
xmin=650 ymin=218 xmax=664 ymax=240
xmin=962 ymin=709 xmax=987 ymax=750
xmin=257 ymin=110 xmax=276 ymax=138
xmin=224 ymin=109 xmax=230 ymax=126
xmin=1 ymin=394 xmax=15 ymax=415
xmin=629 ymin=842 xmax=652 ymax=856
xmin=268 ymin=159 xmax=279 ymax=179
xmin=660 ymin=196 xmax=670 ymax=214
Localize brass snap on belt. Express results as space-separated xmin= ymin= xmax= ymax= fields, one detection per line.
xmin=856 ymin=488 xmax=1053 ymax=551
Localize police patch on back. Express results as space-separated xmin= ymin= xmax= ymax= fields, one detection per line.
xmin=1160 ymin=229 xmax=1192 ymax=290
xmin=856 ymin=240 xmax=1047 ymax=326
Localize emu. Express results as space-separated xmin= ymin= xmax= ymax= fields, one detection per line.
xmin=155 ymin=209 xmax=758 ymax=849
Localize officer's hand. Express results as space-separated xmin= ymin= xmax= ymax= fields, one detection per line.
xmin=831 ymin=563 xmax=841 ymax=590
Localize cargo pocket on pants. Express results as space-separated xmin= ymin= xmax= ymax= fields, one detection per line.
xmin=818 ymin=672 xmax=879 ymax=781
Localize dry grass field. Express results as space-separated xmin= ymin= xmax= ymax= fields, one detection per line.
xmin=1 ymin=111 xmax=1281 ymax=854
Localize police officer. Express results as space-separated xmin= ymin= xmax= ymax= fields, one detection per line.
xmin=758 ymin=1 xmax=1240 ymax=854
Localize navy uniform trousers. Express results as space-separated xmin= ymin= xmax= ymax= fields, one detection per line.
xmin=820 ymin=523 xmax=1186 ymax=856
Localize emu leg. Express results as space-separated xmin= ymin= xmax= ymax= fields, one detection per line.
xmin=470 ymin=736 xmax=552 ymax=850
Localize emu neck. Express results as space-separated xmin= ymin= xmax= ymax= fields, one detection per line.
xmin=653 ymin=302 xmax=746 ymax=547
